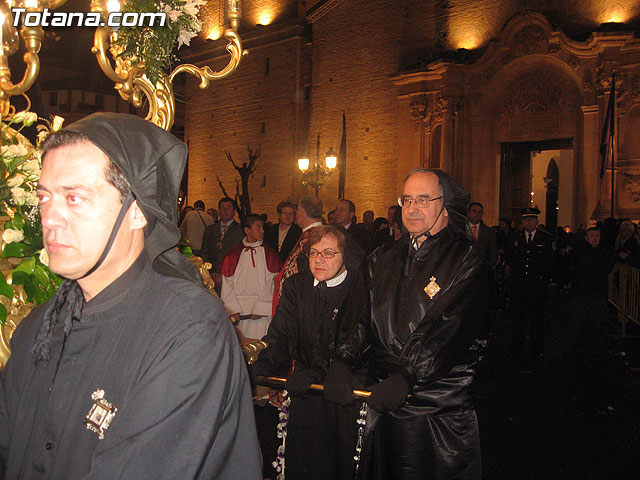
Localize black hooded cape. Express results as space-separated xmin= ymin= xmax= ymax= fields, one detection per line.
xmin=0 ymin=113 xmax=262 ymax=479
xmin=334 ymin=169 xmax=486 ymax=480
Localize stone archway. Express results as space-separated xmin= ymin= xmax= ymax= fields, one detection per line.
xmin=391 ymin=11 xmax=640 ymax=223
xmin=479 ymin=60 xmax=583 ymax=225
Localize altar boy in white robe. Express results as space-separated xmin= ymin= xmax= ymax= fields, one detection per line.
xmin=221 ymin=214 xmax=282 ymax=339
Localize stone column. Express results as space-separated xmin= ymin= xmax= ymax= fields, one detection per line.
xmin=581 ymin=105 xmax=600 ymax=221
xmin=439 ymin=97 xmax=455 ymax=174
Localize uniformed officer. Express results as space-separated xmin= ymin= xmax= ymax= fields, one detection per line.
xmin=507 ymin=207 xmax=555 ymax=362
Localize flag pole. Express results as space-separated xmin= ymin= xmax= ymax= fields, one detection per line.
xmin=610 ymin=73 xmax=616 ymax=218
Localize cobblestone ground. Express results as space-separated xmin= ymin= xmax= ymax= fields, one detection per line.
xmin=476 ymin=290 xmax=640 ymax=479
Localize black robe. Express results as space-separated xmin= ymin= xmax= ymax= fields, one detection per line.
xmin=0 ymin=252 xmax=262 ymax=479
xmin=335 ymin=228 xmax=486 ymax=480
xmin=254 ymin=269 xmax=368 ymax=480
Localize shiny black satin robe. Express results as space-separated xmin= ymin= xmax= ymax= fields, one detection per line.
xmin=336 ymin=227 xmax=486 ymax=480
xmin=255 ymin=270 xmax=368 ymax=480
xmin=0 ymin=252 xmax=262 ymax=479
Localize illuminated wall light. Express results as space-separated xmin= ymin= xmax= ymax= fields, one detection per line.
xmin=456 ymin=33 xmax=480 ymax=50
xmin=602 ymin=7 xmax=629 ymax=23
xmin=257 ymin=12 xmax=272 ymax=26
xmin=207 ymin=28 xmax=223 ymax=41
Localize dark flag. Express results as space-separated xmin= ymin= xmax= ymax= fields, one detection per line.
xmin=337 ymin=112 xmax=347 ymax=199
xmin=599 ymin=75 xmax=615 ymax=179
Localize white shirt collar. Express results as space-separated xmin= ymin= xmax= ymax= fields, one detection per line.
xmin=303 ymin=221 xmax=323 ymax=232
xmin=242 ymin=239 xmax=263 ymax=247
xmin=344 ymin=222 xmax=352 ymax=230
xmin=221 ymin=219 xmax=234 ymax=227
xmin=313 ymin=268 xmax=348 ymax=287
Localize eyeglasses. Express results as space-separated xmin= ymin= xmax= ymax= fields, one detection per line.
xmin=308 ymin=249 xmax=343 ymax=259
xmin=397 ymin=194 xmax=443 ymax=208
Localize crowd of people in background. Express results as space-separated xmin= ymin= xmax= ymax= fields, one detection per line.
xmin=176 ymin=189 xmax=632 ymax=480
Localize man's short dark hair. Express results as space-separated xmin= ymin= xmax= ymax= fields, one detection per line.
xmin=218 ymin=197 xmax=235 ymax=209
xmin=299 ymin=195 xmax=323 ymax=220
xmin=304 ymin=225 xmax=346 ymax=254
xmin=42 ymin=130 xmax=131 ymax=203
xmin=194 ymin=200 xmax=205 ymax=210
xmin=468 ymin=202 xmax=483 ymax=211
xmin=242 ymin=214 xmax=263 ymax=230
xmin=586 ymin=226 xmax=600 ymax=234
xmin=277 ymin=200 xmax=295 ymax=214
xmin=339 ymin=199 xmax=356 ymax=214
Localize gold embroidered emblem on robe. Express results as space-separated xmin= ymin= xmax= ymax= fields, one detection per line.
xmin=84 ymin=389 xmax=117 ymax=440
xmin=424 ymin=276 xmax=441 ymax=299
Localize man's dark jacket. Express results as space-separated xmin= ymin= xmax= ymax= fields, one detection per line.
xmin=507 ymin=229 xmax=555 ymax=290
xmin=264 ymin=223 xmax=302 ymax=264
xmin=201 ymin=220 xmax=244 ymax=272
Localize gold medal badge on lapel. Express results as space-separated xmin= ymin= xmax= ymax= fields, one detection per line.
xmin=84 ymin=389 xmax=117 ymax=440
xmin=424 ymin=276 xmax=441 ymax=299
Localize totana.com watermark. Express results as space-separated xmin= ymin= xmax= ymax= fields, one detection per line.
xmin=11 ymin=8 xmax=167 ymax=28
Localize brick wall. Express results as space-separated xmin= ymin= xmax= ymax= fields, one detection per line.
xmin=184 ymin=27 xmax=311 ymax=221
xmin=184 ymin=0 xmax=640 ymax=221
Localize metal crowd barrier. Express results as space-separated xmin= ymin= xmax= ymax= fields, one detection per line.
xmin=608 ymin=262 xmax=640 ymax=336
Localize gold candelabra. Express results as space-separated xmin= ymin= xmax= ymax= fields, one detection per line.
xmin=0 ymin=0 xmax=245 ymax=130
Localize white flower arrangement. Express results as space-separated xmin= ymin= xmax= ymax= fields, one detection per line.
xmin=0 ymin=112 xmax=62 ymax=323
xmin=114 ymin=0 xmax=206 ymax=84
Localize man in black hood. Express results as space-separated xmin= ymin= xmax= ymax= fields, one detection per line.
xmin=325 ymin=168 xmax=485 ymax=479
xmin=0 ymin=113 xmax=262 ymax=479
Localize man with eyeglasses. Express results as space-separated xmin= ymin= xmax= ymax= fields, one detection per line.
xmin=325 ymin=168 xmax=485 ymax=479
xmin=252 ymin=225 xmax=368 ymax=480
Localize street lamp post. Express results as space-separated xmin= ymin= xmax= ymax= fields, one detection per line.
xmin=298 ymin=133 xmax=337 ymax=196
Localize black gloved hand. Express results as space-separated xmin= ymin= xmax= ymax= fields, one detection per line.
xmin=324 ymin=362 xmax=356 ymax=406
xmin=367 ymin=370 xmax=413 ymax=412
xmin=285 ymin=368 xmax=321 ymax=398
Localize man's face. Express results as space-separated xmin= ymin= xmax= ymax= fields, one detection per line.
xmin=279 ymin=206 xmax=295 ymax=227
xmin=37 ymin=142 xmax=138 ymax=280
xmin=363 ymin=210 xmax=374 ymax=224
xmin=207 ymin=208 xmax=218 ymax=220
xmin=334 ymin=200 xmax=353 ymax=227
xmin=244 ymin=220 xmax=264 ymax=243
xmin=295 ymin=203 xmax=305 ymax=225
xmin=219 ymin=201 xmax=235 ymax=222
xmin=308 ymin=234 xmax=344 ymax=282
xmin=522 ymin=216 xmax=538 ymax=232
xmin=401 ymin=172 xmax=447 ymax=236
xmin=499 ymin=220 xmax=509 ymax=232
xmin=585 ymin=230 xmax=600 ymax=247
xmin=387 ymin=206 xmax=395 ymax=224
xmin=467 ymin=204 xmax=483 ymax=225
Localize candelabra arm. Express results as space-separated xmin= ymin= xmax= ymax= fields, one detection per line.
xmin=0 ymin=52 xmax=39 ymax=98
xmin=169 ymin=28 xmax=246 ymax=86
xmin=91 ymin=27 xmax=129 ymax=85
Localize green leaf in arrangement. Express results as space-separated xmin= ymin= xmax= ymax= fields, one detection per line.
xmin=0 ymin=272 xmax=14 ymax=300
xmin=14 ymin=256 xmax=35 ymax=275
xmin=0 ymin=303 xmax=6 ymax=326
xmin=2 ymin=242 xmax=26 ymax=258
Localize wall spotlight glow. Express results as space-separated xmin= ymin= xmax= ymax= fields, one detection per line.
xmin=207 ymin=28 xmax=223 ymax=41
xmin=257 ymin=13 xmax=272 ymax=26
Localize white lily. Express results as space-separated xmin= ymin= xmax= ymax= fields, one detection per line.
xmin=2 ymin=228 xmax=24 ymax=244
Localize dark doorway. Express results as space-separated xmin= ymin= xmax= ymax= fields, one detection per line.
xmin=545 ymin=159 xmax=559 ymax=231
xmin=499 ymin=138 xmax=573 ymax=224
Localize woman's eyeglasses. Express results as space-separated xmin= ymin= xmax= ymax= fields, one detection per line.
xmin=308 ymin=249 xmax=343 ymax=259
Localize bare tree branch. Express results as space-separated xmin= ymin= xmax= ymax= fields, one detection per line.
xmin=216 ymin=175 xmax=231 ymax=199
